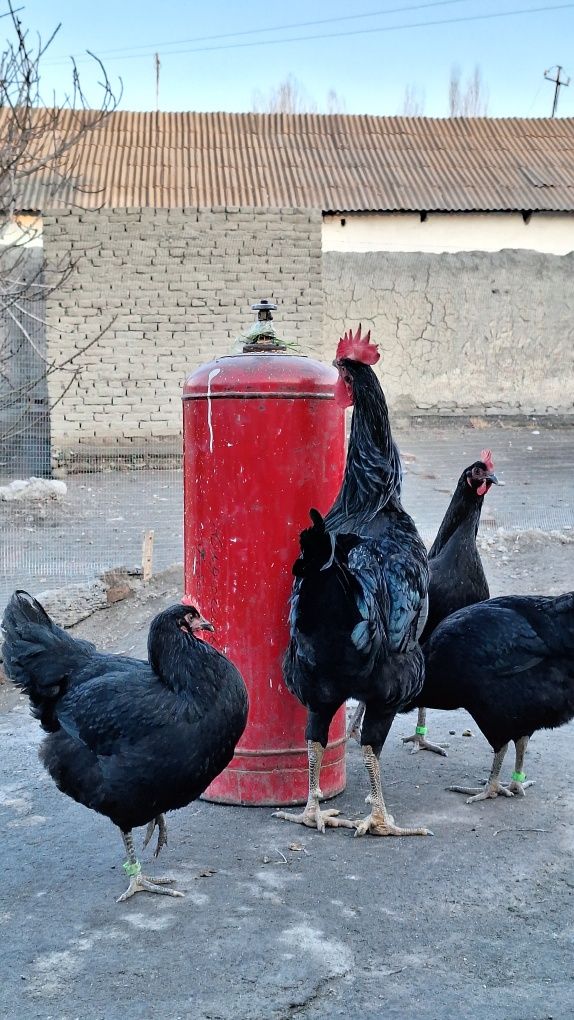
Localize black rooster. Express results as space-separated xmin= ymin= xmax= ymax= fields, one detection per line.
xmin=414 ymin=592 xmax=574 ymax=801
xmin=274 ymin=326 xmax=431 ymax=838
xmin=2 ymin=591 xmax=248 ymax=900
xmin=402 ymin=450 xmax=499 ymax=754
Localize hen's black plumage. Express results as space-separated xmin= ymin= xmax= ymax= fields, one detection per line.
xmin=403 ymin=454 xmax=498 ymax=754
xmin=414 ymin=592 xmax=574 ymax=801
xmin=275 ymin=331 xmax=431 ymax=838
xmin=2 ymin=591 xmax=248 ymax=899
xmin=422 ymin=456 xmax=497 ymax=641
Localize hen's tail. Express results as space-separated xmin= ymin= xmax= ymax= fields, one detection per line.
xmin=293 ymin=509 xmax=361 ymax=577
xmin=2 ymin=591 xmax=97 ymax=714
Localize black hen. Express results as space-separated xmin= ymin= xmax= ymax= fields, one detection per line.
xmin=414 ymin=593 xmax=574 ymax=801
xmin=274 ymin=326 xmax=430 ymax=838
xmin=2 ymin=591 xmax=248 ymax=901
xmin=403 ymin=450 xmax=499 ymax=755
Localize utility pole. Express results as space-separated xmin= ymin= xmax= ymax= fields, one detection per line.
xmin=544 ymin=65 xmax=570 ymax=117
xmin=155 ymin=52 xmax=161 ymax=111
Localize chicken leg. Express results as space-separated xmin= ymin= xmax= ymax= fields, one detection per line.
xmin=353 ymin=745 xmax=433 ymax=837
xmin=448 ymin=744 xmax=514 ymax=803
xmin=402 ymin=707 xmax=448 ymax=756
xmin=346 ymin=701 xmax=365 ymax=743
xmin=142 ymin=814 xmax=168 ymax=857
xmin=117 ymin=830 xmax=184 ymax=902
xmin=273 ymin=740 xmax=354 ymax=833
xmin=502 ymin=736 xmax=535 ymax=796
xmin=449 ymin=739 xmax=534 ymax=804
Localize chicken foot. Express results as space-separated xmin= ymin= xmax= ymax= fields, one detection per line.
xmin=142 ymin=814 xmax=168 ymax=857
xmin=353 ymin=745 xmax=433 ymax=837
xmin=273 ymin=740 xmax=355 ymax=833
xmin=451 ymin=733 xmax=537 ymax=804
xmin=117 ymin=830 xmax=184 ymax=902
xmin=402 ymin=707 xmax=448 ymax=756
xmin=449 ymin=744 xmax=515 ymax=803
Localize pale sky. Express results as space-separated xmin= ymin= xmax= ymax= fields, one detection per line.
xmin=15 ymin=0 xmax=574 ymax=118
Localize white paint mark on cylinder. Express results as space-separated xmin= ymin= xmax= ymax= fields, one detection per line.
xmin=206 ymin=368 xmax=221 ymax=453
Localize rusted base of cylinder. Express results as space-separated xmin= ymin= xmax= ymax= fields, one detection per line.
xmin=202 ymin=729 xmax=347 ymax=807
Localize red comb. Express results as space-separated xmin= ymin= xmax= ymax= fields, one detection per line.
xmin=336 ymin=324 xmax=380 ymax=366
xmin=480 ymin=449 xmax=494 ymax=471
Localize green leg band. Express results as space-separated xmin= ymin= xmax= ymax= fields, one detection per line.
xmin=415 ymin=725 xmax=427 ymax=736
xmin=123 ymin=860 xmax=142 ymax=877
xmin=511 ymin=771 xmax=526 ymax=784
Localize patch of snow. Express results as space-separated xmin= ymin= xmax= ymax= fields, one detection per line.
xmin=0 ymin=477 xmax=67 ymax=502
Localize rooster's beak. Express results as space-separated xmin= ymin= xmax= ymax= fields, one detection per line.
xmin=485 ymin=472 xmax=500 ymax=485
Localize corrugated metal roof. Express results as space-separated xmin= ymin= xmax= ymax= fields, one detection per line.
xmin=5 ymin=109 xmax=574 ymax=213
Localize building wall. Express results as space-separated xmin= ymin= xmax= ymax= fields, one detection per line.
xmin=323 ymin=211 xmax=574 ymax=255
xmin=43 ymin=207 xmax=323 ymax=462
xmin=42 ymin=207 xmax=574 ymax=467
xmin=322 ymin=249 xmax=574 ymax=417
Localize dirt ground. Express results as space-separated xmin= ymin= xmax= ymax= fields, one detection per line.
xmin=1 ymin=524 xmax=574 ymax=1019
xmin=1 ymin=424 xmax=574 ymax=1020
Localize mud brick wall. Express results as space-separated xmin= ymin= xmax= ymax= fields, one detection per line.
xmin=323 ymin=250 xmax=574 ymax=418
xmin=43 ymin=207 xmax=323 ymax=461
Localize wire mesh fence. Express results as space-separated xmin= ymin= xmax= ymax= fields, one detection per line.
xmin=1 ymin=422 xmax=573 ymax=614
xmin=1 ymin=241 xmax=573 ymax=615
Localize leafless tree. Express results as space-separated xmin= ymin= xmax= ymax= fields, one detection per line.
xmin=448 ymin=64 xmax=489 ymax=117
xmin=400 ymin=84 xmax=426 ymax=117
xmin=0 ymin=3 xmax=121 ymax=471
xmin=252 ymin=74 xmax=345 ymax=115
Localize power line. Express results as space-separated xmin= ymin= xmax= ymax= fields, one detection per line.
xmin=44 ymin=2 xmax=574 ymax=66
xmin=46 ymin=0 xmax=472 ymax=62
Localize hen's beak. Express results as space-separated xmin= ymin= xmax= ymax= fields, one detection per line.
xmin=485 ymin=472 xmax=500 ymax=485
xmin=189 ymin=614 xmax=215 ymax=633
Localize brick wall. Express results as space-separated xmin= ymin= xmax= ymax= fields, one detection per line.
xmin=323 ymin=250 xmax=574 ymax=418
xmin=43 ymin=207 xmax=323 ymax=463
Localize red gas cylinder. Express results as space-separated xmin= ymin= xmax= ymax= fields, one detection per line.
xmin=182 ymin=300 xmax=346 ymax=806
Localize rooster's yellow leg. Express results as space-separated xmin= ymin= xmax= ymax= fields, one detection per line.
xmin=449 ymin=744 xmax=514 ymax=803
xmin=354 ymin=745 xmax=433 ymax=837
xmin=117 ymin=831 xmax=184 ymax=902
xmin=402 ymin=707 xmax=448 ymax=756
xmin=273 ymin=740 xmax=354 ymax=833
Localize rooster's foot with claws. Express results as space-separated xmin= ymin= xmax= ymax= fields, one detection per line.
xmin=273 ymin=804 xmax=355 ymax=834
xmin=353 ymin=809 xmax=433 ymax=838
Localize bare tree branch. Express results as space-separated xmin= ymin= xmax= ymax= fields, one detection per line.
xmin=0 ymin=3 xmax=122 ymax=470
xmin=448 ymin=64 xmax=489 ymax=117
xmin=400 ymin=85 xmax=426 ymax=117
xmin=252 ymin=74 xmax=345 ymax=115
